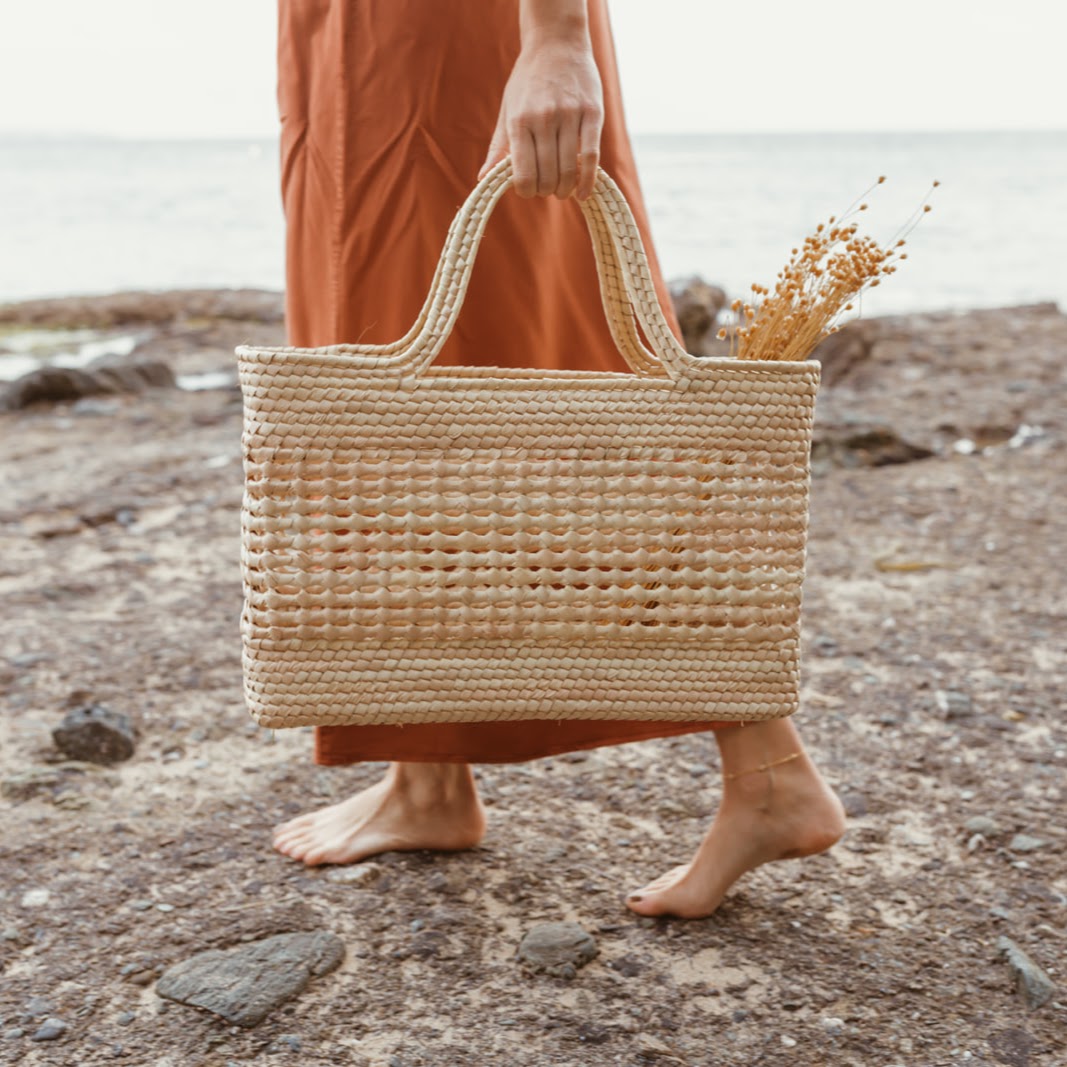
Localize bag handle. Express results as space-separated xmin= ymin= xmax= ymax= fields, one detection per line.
xmin=389 ymin=156 xmax=699 ymax=382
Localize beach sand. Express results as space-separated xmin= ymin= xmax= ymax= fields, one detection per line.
xmin=1 ymin=292 xmax=1064 ymax=1065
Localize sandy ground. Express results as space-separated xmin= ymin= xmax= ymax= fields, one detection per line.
xmin=0 ymin=295 xmax=1064 ymax=1066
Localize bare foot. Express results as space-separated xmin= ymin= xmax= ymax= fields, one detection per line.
xmin=625 ymin=752 xmax=846 ymax=919
xmin=272 ymin=763 xmax=487 ymax=867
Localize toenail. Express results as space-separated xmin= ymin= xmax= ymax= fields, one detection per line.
xmin=628 ymin=894 xmax=643 ymax=902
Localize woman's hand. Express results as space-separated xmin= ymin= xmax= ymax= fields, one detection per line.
xmin=478 ymin=1 xmax=603 ymax=201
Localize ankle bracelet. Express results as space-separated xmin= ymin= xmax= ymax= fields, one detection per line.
xmin=723 ymin=750 xmax=802 ymax=781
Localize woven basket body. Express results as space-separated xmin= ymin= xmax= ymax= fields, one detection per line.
xmin=238 ymin=158 xmax=820 ymax=728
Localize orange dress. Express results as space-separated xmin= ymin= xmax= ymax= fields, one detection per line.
xmin=276 ymin=0 xmax=735 ymax=764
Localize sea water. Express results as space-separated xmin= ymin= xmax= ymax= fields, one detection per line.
xmin=2 ymin=130 xmax=1063 ymax=316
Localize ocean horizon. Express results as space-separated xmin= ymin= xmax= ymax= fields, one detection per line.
xmin=4 ymin=129 xmax=1064 ymax=317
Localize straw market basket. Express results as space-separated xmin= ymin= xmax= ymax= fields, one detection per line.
xmin=236 ymin=156 xmax=820 ymax=728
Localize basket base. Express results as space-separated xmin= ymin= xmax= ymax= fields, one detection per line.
xmin=242 ymin=643 xmax=800 ymax=729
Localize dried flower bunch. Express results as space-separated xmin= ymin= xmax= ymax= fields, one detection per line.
xmin=720 ymin=177 xmax=940 ymax=361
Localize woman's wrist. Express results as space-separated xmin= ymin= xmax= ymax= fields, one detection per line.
xmin=519 ymin=0 xmax=590 ymax=49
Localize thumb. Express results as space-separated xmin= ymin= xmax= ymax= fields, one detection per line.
xmin=478 ymin=111 xmax=509 ymax=180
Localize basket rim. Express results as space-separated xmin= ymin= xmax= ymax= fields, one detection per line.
xmin=235 ymin=343 xmax=822 ymax=376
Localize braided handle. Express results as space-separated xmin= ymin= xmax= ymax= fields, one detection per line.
xmin=395 ymin=156 xmax=698 ymax=382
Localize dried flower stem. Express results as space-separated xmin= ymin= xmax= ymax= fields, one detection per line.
xmin=718 ymin=178 xmax=939 ymax=361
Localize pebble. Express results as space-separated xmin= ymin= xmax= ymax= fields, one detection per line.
xmin=964 ymin=815 xmax=1001 ymax=837
xmin=780 ymin=1035 xmax=797 ymax=1048
xmin=30 ymin=1018 xmax=68 ymax=1041
xmin=325 ymin=863 xmax=383 ymax=886
xmin=24 ymin=996 xmax=53 ymax=1017
xmin=821 ymin=1017 xmax=845 ymax=1035
xmin=4 ymin=1029 xmax=24 ymax=1040
xmin=998 ymin=936 xmax=1056 ymax=1009
xmin=12 ymin=651 xmax=51 ymax=669
xmin=1 ymin=769 xmax=62 ymax=802
xmin=156 ymin=930 xmax=345 ymax=1027
xmin=839 ymin=792 xmax=868 ymax=818
xmin=935 ymin=688 xmax=973 ymax=719
xmin=1008 ymin=834 xmax=1047 ymax=853
xmin=116 ymin=1012 xmax=136 ymax=1026
xmin=517 ymin=922 xmax=598 ymax=978
xmin=20 ymin=889 xmax=50 ymax=908
xmin=52 ymin=704 xmax=136 ymax=765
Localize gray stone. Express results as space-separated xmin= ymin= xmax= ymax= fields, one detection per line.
xmin=23 ymin=996 xmax=53 ymax=1017
xmin=517 ymin=922 xmax=598 ymax=977
xmin=986 ymin=1027 xmax=1035 ymax=1067
xmin=52 ymin=704 xmax=136 ymax=765
xmin=155 ymin=931 xmax=345 ymax=1027
xmin=997 ymin=937 xmax=1056 ymax=1009
xmin=0 ymin=359 xmax=174 ymax=411
xmin=812 ymin=423 xmax=935 ymax=469
xmin=840 ymin=792 xmax=868 ymax=818
xmin=4 ymin=1029 xmax=24 ymax=1040
xmin=1008 ymin=834 xmax=1047 ymax=853
xmin=12 ymin=651 xmax=50 ymax=669
xmin=965 ymin=815 xmax=1002 ymax=837
xmin=668 ymin=275 xmax=728 ymax=356
xmin=29 ymin=1018 xmax=67 ymax=1041
xmin=1 ymin=769 xmax=62 ymax=802
xmin=325 ymin=863 xmax=382 ymax=886
xmin=936 ymin=689 xmax=973 ymax=720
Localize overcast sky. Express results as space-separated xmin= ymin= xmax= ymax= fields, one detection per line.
xmin=0 ymin=1 xmax=1063 ymax=139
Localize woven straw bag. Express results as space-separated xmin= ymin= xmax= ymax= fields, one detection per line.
xmin=237 ymin=156 xmax=820 ymax=729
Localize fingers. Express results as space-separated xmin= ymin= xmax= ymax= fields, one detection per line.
xmin=526 ymin=109 xmax=558 ymax=197
xmin=555 ymin=112 xmax=580 ymax=200
xmin=576 ymin=106 xmax=602 ymax=201
xmin=478 ymin=112 xmax=508 ymax=181
xmin=510 ymin=124 xmax=538 ymax=198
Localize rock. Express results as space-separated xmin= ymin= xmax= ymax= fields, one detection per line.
xmin=810 ymin=319 xmax=880 ymax=387
xmin=0 ymin=359 xmax=174 ymax=411
xmin=965 ymin=815 xmax=1002 ymax=837
xmin=780 ymin=1034 xmax=798 ymax=1047
xmin=1 ymin=769 xmax=62 ymax=801
xmin=29 ymin=1018 xmax=67 ymax=1041
xmin=20 ymin=889 xmax=50 ymax=908
xmin=12 ymin=651 xmax=51 ymax=669
xmin=1008 ymin=834 xmax=1047 ymax=853
xmin=155 ymin=930 xmax=345 ymax=1027
xmin=0 ymin=288 xmax=284 ymax=329
xmin=812 ymin=423 xmax=935 ymax=469
xmin=839 ymin=791 xmax=868 ymax=818
xmin=71 ymin=396 xmax=122 ymax=416
xmin=997 ymin=937 xmax=1056 ymax=1009
xmin=986 ymin=1027 xmax=1035 ymax=1067
xmin=821 ymin=1017 xmax=845 ymax=1035
xmin=324 ymin=863 xmax=383 ymax=886
xmin=668 ymin=275 xmax=728 ymax=356
xmin=517 ymin=922 xmax=598 ymax=978
xmin=4 ymin=1029 xmax=24 ymax=1039
xmin=52 ymin=704 xmax=136 ymax=765
xmin=23 ymin=996 xmax=54 ymax=1017
xmin=935 ymin=688 xmax=973 ymax=720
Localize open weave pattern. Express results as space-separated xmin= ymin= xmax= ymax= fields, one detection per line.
xmin=237 ymin=158 xmax=820 ymax=728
